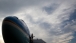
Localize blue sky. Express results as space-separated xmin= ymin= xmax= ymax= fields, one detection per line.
xmin=0 ymin=0 xmax=76 ymax=43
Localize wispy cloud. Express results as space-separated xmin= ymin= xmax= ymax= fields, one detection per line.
xmin=0 ymin=0 xmax=76 ymax=43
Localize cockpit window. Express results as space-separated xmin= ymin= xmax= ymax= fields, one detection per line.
xmin=21 ymin=19 xmax=24 ymax=22
xmin=20 ymin=19 xmax=30 ymax=35
xmin=13 ymin=16 xmax=18 ymax=19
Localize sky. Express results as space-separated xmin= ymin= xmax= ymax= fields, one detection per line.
xmin=0 ymin=0 xmax=76 ymax=43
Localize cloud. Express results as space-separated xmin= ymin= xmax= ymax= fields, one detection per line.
xmin=0 ymin=0 xmax=53 ymax=14
xmin=23 ymin=0 xmax=76 ymax=43
xmin=0 ymin=0 xmax=76 ymax=43
xmin=43 ymin=4 xmax=59 ymax=14
xmin=0 ymin=35 xmax=4 ymax=43
xmin=13 ymin=0 xmax=76 ymax=43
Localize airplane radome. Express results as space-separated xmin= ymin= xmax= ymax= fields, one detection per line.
xmin=2 ymin=16 xmax=33 ymax=43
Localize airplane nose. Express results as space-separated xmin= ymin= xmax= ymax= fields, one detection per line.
xmin=2 ymin=16 xmax=30 ymax=43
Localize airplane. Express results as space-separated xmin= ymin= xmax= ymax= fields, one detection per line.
xmin=2 ymin=16 xmax=33 ymax=43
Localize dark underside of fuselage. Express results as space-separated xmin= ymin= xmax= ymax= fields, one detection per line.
xmin=2 ymin=20 xmax=30 ymax=43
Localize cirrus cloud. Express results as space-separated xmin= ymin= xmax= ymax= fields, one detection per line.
xmin=0 ymin=0 xmax=76 ymax=43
